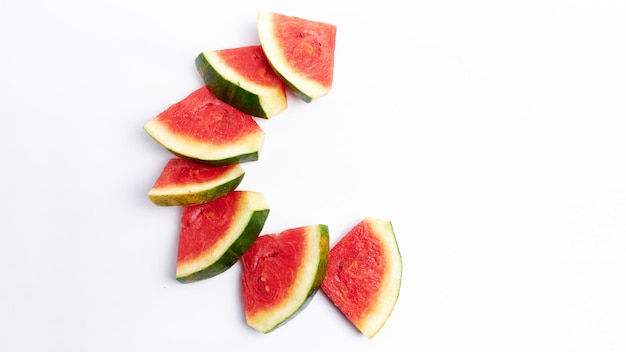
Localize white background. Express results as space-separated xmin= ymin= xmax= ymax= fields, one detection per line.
xmin=1 ymin=0 xmax=625 ymax=351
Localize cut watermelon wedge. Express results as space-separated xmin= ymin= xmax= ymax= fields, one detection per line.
xmin=143 ymin=86 xmax=265 ymax=166
xmin=257 ymin=11 xmax=337 ymax=102
xmin=241 ymin=224 xmax=329 ymax=333
xmin=321 ymin=218 xmax=402 ymax=339
xmin=196 ymin=45 xmax=288 ymax=119
xmin=176 ymin=191 xmax=270 ymax=283
xmin=147 ymin=158 xmax=244 ymax=206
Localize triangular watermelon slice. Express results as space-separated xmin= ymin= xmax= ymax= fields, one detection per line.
xmin=176 ymin=191 xmax=270 ymax=283
xmin=241 ymin=224 xmax=329 ymax=333
xmin=257 ymin=11 xmax=337 ymax=102
xmin=147 ymin=158 xmax=245 ymax=206
xmin=143 ymin=86 xmax=265 ymax=166
xmin=196 ymin=45 xmax=288 ymax=119
xmin=321 ymin=218 xmax=402 ymax=339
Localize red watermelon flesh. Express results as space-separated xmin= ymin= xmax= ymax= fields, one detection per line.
xmin=147 ymin=158 xmax=244 ymax=206
xmin=241 ymin=224 xmax=329 ymax=333
xmin=177 ymin=196 xmax=238 ymax=263
xmin=176 ymin=190 xmax=269 ymax=283
xmin=151 ymin=158 xmax=238 ymax=188
xmin=258 ymin=11 xmax=336 ymax=102
xmin=242 ymin=230 xmax=304 ymax=313
xmin=321 ymin=218 xmax=402 ymax=339
xmin=154 ymin=86 xmax=259 ymax=143
xmin=267 ymin=13 xmax=335 ymax=87
xmin=196 ymin=45 xmax=288 ymax=118
xmin=143 ymin=86 xmax=265 ymax=165
xmin=216 ymin=45 xmax=286 ymax=88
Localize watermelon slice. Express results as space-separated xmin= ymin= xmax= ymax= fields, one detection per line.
xmin=176 ymin=191 xmax=270 ymax=283
xmin=241 ymin=224 xmax=329 ymax=333
xmin=196 ymin=45 xmax=288 ymax=119
xmin=257 ymin=11 xmax=337 ymax=102
xmin=143 ymin=86 xmax=265 ymax=166
xmin=321 ymin=218 xmax=402 ymax=339
xmin=147 ymin=158 xmax=245 ymax=206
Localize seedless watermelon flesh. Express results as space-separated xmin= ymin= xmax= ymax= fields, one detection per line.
xmin=196 ymin=45 xmax=288 ymax=119
xmin=257 ymin=11 xmax=336 ymax=102
xmin=176 ymin=191 xmax=270 ymax=283
xmin=147 ymin=158 xmax=245 ymax=206
xmin=241 ymin=224 xmax=329 ymax=333
xmin=143 ymin=86 xmax=265 ymax=166
xmin=321 ymin=218 xmax=402 ymax=339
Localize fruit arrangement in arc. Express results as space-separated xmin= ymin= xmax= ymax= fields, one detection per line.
xmin=143 ymin=10 xmax=401 ymax=338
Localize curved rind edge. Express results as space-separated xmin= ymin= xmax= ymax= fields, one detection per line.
xmin=246 ymin=224 xmax=330 ymax=333
xmin=196 ymin=51 xmax=288 ymax=118
xmin=148 ymin=171 xmax=245 ymax=207
xmin=257 ymin=11 xmax=333 ymax=103
xmin=143 ymin=119 xmax=264 ymax=166
xmin=196 ymin=52 xmax=267 ymax=118
xmin=322 ymin=217 xmax=402 ymax=339
xmin=176 ymin=193 xmax=270 ymax=283
xmin=358 ymin=218 xmax=402 ymax=339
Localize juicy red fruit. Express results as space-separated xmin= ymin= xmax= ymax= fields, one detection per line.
xmin=157 ymin=86 xmax=260 ymax=145
xmin=321 ymin=221 xmax=385 ymax=322
xmin=177 ymin=191 xmax=242 ymax=264
xmin=151 ymin=158 xmax=239 ymax=188
xmin=241 ymin=228 xmax=305 ymax=315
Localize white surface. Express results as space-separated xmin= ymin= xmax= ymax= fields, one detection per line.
xmin=1 ymin=0 xmax=625 ymax=351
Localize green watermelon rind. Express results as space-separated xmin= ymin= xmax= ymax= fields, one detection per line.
xmin=244 ymin=224 xmax=330 ymax=333
xmin=176 ymin=192 xmax=270 ymax=283
xmin=195 ymin=51 xmax=287 ymax=119
xmin=172 ymin=150 xmax=259 ymax=167
xmin=147 ymin=164 xmax=245 ymax=207
xmin=143 ymin=118 xmax=264 ymax=167
xmin=257 ymin=11 xmax=335 ymax=103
